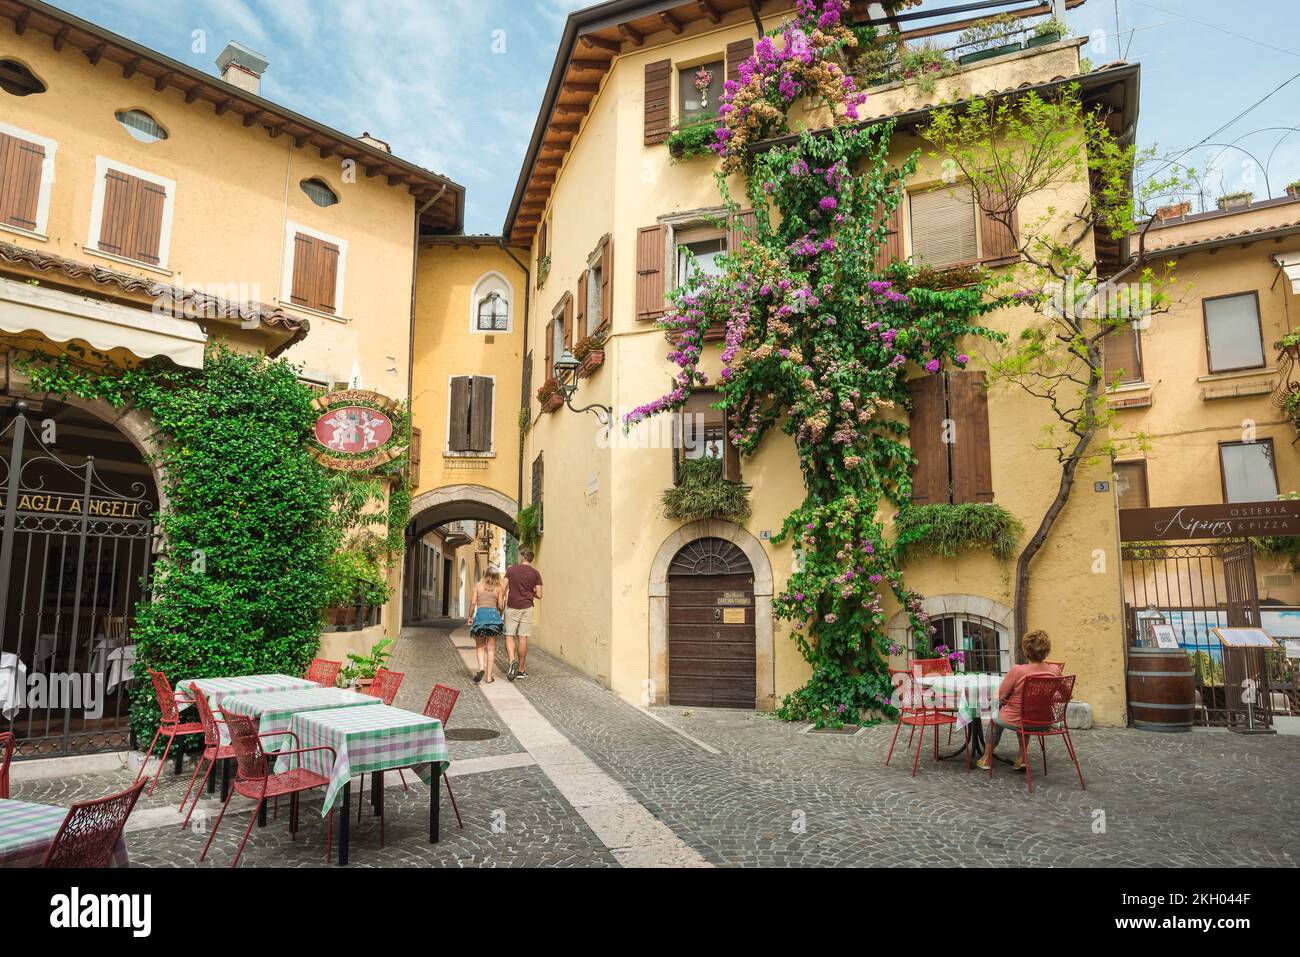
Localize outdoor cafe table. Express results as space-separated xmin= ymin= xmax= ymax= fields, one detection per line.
xmin=273 ymin=704 xmax=450 ymax=865
xmin=0 ymin=798 xmax=129 ymax=868
xmin=221 ymin=687 xmax=383 ymax=744
xmin=917 ymin=673 xmax=1003 ymax=761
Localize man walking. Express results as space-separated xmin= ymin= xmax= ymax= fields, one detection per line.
xmin=503 ymin=548 xmax=542 ymax=680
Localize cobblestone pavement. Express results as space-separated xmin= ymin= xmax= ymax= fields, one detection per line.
xmin=9 ymin=625 xmax=1299 ymax=867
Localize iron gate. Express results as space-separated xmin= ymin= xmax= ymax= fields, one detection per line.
xmin=1 ymin=408 xmax=156 ymax=758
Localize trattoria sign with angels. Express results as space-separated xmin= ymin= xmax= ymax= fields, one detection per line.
xmin=310 ymin=390 xmax=406 ymax=471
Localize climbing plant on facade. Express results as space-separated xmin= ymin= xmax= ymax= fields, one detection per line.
xmin=20 ymin=345 xmax=342 ymax=741
xmin=626 ymin=0 xmax=1012 ymax=728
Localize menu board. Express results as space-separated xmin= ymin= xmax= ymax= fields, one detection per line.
xmin=1211 ymin=627 xmax=1278 ymax=649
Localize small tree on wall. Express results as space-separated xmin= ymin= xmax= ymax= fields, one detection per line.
xmin=921 ymin=84 xmax=1190 ymax=644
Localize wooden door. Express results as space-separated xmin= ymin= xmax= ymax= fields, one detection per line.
xmin=667 ymin=539 xmax=756 ymax=709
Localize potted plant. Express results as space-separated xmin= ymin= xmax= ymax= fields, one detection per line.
xmin=537 ymin=378 xmax=564 ymax=413
xmin=957 ymin=13 xmax=1024 ymax=64
xmin=1216 ymin=191 xmax=1253 ymax=211
xmin=339 ymin=637 xmax=394 ymax=691
xmin=536 ymin=254 xmax=551 ymax=290
xmin=900 ymin=42 xmax=953 ymax=93
xmin=1276 ymin=332 xmax=1300 ymax=364
xmin=574 ymin=332 xmax=606 ymax=378
xmin=666 ymin=119 xmax=719 ymax=162
xmin=1286 ymin=180 xmax=1300 ymax=199
xmin=1026 ymin=16 xmax=1067 ymax=47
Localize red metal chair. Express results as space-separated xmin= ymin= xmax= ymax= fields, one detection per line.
xmin=178 ymin=689 xmax=236 ymax=829
xmin=394 ymin=684 xmax=462 ymax=829
xmin=0 ymin=731 xmax=15 ymax=799
xmin=363 ymin=668 xmax=404 ymax=705
xmin=136 ymin=669 xmax=204 ymax=796
xmin=41 ymin=779 xmax=146 ymax=867
xmin=988 ymin=674 xmax=1085 ymax=793
xmin=910 ymin=657 xmax=957 ymax=742
xmin=305 ymin=658 xmax=342 ymax=688
xmin=201 ymin=710 xmax=336 ymax=867
xmin=885 ymin=667 xmax=962 ymax=775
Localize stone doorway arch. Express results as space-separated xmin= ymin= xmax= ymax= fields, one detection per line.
xmin=408 ymin=483 xmax=518 ymax=538
xmin=649 ymin=520 xmax=775 ymax=711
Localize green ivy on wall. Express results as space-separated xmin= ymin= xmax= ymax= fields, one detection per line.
xmin=893 ymin=503 xmax=1024 ymax=564
xmin=20 ymin=345 xmax=345 ymax=742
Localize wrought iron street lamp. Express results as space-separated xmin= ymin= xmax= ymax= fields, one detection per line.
xmin=553 ymin=349 xmax=613 ymax=426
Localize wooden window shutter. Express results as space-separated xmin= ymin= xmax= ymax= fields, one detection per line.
xmin=948 ymin=371 xmax=994 ymax=504
xmin=644 ymin=59 xmax=672 ymax=146
xmin=723 ymin=410 xmax=741 ymax=483
xmin=906 ymin=375 xmax=949 ymax=505
xmin=469 ymin=376 xmax=494 ymax=452
xmin=448 ymin=376 xmax=472 ymax=452
xmin=871 ymin=197 xmax=903 ymax=273
xmin=910 ymin=185 xmax=978 ymax=268
xmin=978 ymin=186 xmax=1019 ymax=263
xmin=726 ymin=38 xmax=754 ymax=85
xmin=576 ymin=270 xmax=588 ymax=337
xmin=97 ymin=170 xmax=136 ymax=256
xmin=563 ymin=293 xmax=574 ymax=348
xmin=0 ymin=132 xmax=45 ymax=231
xmin=290 ymin=234 xmax=316 ymax=306
xmin=600 ymin=237 xmax=613 ymax=327
xmin=636 ymin=224 xmax=666 ymax=321
xmin=408 ymin=427 xmax=422 ymax=489
xmin=539 ymin=220 xmax=548 ymax=261
xmin=130 ymin=181 xmax=167 ymax=265
xmin=545 ymin=316 xmax=555 ymax=384
xmin=523 ymin=349 xmax=534 ymax=404
xmin=1103 ymin=324 xmax=1143 ymax=384
xmin=532 ymin=452 xmax=544 ymax=534
xmin=290 ymin=233 xmax=339 ymax=313
xmin=728 ymin=208 xmax=756 ymax=256
xmin=314 ymin=241 xmax=340 ymax=313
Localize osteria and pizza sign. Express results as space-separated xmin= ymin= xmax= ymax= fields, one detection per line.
xmin=310 ymin=390 xmax=406 ymax=472
xmin=1119 ymin=501 xmax=1300 ymax=542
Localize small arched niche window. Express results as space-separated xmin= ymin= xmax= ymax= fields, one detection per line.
xmin=470 ymin=273 xmax=512 ymax=333
xmin=0 ymin=59 xmax=46 ymax=96
xmin=300 ymin=177 xmax=339 ymax=208
xmin=115 ymin=109 xmax=168 ymax=143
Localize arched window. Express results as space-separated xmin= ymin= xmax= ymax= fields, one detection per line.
xmin=300 ymin=177 xmax=339 ymax=207
xmin=925 ymin=613 xmax=1011 ymax=674
xmin=477 ymin=291 xmax=509 ymax=332
xmin=0 ymin=59 xmax=45 ymax=96
xmin=115 ymin=109 xmax=168 ymax=143
xmin=469 ymin=273 xmax=512 ymax=334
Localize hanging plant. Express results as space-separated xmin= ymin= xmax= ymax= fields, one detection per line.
xmin=516 ymin=502 xmax=541 ymax=551
xmin=892 ymin=503 xmax=1024 ymax=563
xmin=694 ymin=65 xmax=714 ymax=108
xmin=662 ymin=456 xmax=752 ymax=523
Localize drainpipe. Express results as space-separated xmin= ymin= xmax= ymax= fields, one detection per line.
xmin=499 ymin=240 xmax=531 ymax=513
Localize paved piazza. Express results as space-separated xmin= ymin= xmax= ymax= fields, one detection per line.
xmin=10 ymin=625 xmax=1298 ymax=868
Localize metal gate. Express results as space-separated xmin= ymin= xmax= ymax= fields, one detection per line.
xmin=1 ymin=408 xmax=156 ymax=758
xmin=1120 ymin=540 xmax=1273 ymax=727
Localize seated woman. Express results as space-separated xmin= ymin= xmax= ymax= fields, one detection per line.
xmin=468 ymin=567 xmax=506 ymax=684
xmin=976 ymin=630 xmax=1060 ymax=771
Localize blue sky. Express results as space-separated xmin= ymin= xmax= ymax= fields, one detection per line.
xmin=53 ymin=0 xmax=1300 ymax=233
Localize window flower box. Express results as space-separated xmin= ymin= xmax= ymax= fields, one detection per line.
xmin=537 ymin=379 xmax=564 ymax=413
xmin=573 ymin=332 xmax=606 ymax=378
xmin=1216 ymin=192 xmax=1253 ymax=211
xmin=957 ymin=42 xmax=1020 ymax=65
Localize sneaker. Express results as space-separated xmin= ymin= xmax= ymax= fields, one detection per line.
xmin=516 ymin=670 xmax=529 ymax=679
xmin=473 ymin=670 xmax=484 ymax=684
xmin=507 ymin=659 xmax=519 ymax=681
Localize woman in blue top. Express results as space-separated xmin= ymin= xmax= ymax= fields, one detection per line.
xmin=469 ymin=567 xmax=506 ymax=683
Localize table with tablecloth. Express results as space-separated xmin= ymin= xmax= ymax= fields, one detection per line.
xmin=917 ymin=673 xmax=1003 ymax=759
xmin=221 ymin=687 xmax=382 ymax=748
xmin=177 ymin=674 xmax=319 ymax=711
xmin=0 ymin=798 xmax=129 ymax=868
xmin=274 ymin=704 xmax=450 ymax=865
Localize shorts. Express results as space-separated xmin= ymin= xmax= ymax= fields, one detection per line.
xmin=504 ymin=606 xmax=533 ymax=637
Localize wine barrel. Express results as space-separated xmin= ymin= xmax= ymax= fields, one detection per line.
xmin=1127 ymin=647 xmax=1195 ymax=732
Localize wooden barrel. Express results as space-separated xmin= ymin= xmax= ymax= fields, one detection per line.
xmin=1127 ymin=647 xmax=1195 ymax=732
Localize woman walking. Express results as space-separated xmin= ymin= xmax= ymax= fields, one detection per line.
xmin=468 ymin=567 xmax=506 ymax=683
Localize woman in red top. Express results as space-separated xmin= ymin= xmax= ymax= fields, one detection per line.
xmin=975 ymin=630 xmax=1062 ymax=771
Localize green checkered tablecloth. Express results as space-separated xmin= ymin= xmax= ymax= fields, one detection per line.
xmin=0 ymin=798 xmax=129 ymax=868
xmin=177 ymin=674 xmax=318 ymax=710
xmin=221 ymin=688 xmax=382 ymax=747
xmin=918 ymin=673 xmax=1003 ymax=728
xmin=275 ymin=704 xmax=450 ymax=816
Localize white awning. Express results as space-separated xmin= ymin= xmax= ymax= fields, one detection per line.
xmin=0 ymin=276 xmax=207 ymax=368
xmin=1275 ymin=252 xmax=1300 ymax=295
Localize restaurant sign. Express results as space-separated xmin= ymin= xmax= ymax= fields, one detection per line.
xmin=16 ymin=493 xmax=148 ymax=518
xmin=1119 ymin=501 xmax=1300 ymax=542
xmin=310 ymin=390 xmax=405 ymax=472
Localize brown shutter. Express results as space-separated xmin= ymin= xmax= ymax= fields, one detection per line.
xmin=979 ymin=187 xmax=1019 ymax=263
xmin=576 ymin=269 xmax=588 ymax=339
xmin=907 ymin=375 xmax=949 ymax=505
xmin=728 ymin=208 xmax=756 ymax=256
xmin=948 ymin=371 xmax=994 ymax=504
xmin=636 ymin=224 xmax=665 ymax=320
xmin=532 ymin=452 xmax=544 ymax=534
xmin=290 ymin=233 xmax=317 ymax=306
xmin=544 ymin=316 xmax=555 ymax=384
xmin=563 ymin=293 xmax=574 ymax=348
xmin=97 ymin=170 xmax=137 ymax=256
xmin=872 ymin=196 xmax=903 ymax=273
xmin=314 ymin=241 xmax=340 ymax=313
xmin=469 ymin=376 xmax=494 ymax=452
xmin=726 ymin=38 xmax=754 ymax=85
xmin=128 ymin=180 xmax=167 ymax=265
xmin=448 ymin=376 xmax=471 ymax=452
xmin=0 ymin=132 xmax=45 ymax=231
xmin=600 ymin=236 xmax=613 ymax=328
xmin=1103 ymin=324 xmax=1143 ymax=384
xmin=723 ymin=409 xmax=741 ymax=482
xmin=408 ymin=427 xmax=422 ymax=490
xmin=644 ymin=59 xmax=672 ymax=146
xmin=539 ymin=220 xmax=548 ymax=261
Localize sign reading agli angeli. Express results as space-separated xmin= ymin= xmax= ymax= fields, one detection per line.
xmin=310 ymin=390 xmax=405 ymax=472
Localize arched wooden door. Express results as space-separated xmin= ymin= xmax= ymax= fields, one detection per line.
xmin=667 ymin=538 xmax=756 ymax=708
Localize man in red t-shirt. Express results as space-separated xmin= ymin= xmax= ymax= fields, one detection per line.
xmin=503 ymin=549 xmax=542 ymax=681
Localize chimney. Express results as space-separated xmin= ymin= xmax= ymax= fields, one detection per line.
xmin=215 ymin=42 xmax=269 ymax=95
xmin=359 ymin=131 xmax=391 ymax=153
